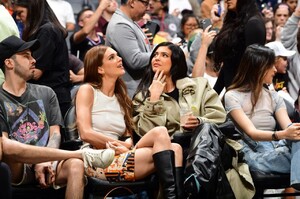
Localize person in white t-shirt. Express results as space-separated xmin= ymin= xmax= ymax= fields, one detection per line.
xmin=168 ymin=0 xmax=192 ymax=18
xmin=47 ymin=0 xmax=76 ymax=31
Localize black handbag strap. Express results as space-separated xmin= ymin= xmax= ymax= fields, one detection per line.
xmin=104 ymin=186 xmax=137 ymax=199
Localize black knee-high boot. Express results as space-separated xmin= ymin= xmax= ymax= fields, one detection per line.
xmin=153 ymin=150 xmax=177 ymax=199
xmin=175 ymin=167 xmax=184 ymax=199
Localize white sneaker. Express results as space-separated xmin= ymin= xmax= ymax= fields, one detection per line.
xmin=82 ymin=148 xmax=115 ymax=169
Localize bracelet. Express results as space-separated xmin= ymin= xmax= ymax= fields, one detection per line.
xmin=287 ymin=123 xmax=293 ymax=128
xmin=272 ymin=131 xmax=279 ymax=141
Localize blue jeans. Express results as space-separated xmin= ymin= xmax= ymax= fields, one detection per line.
xmin=240 ymin=139 xmax=300 ymax=186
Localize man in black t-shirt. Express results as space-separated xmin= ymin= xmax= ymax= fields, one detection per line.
xmin=0 ymin=36 xmax=115 ymax=199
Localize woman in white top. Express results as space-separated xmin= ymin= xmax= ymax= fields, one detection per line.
xmin=75 ymin=45 xmax=183 ymax=198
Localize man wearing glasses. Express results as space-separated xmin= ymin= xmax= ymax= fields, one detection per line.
xmin=106 ymin=0 xmax=152 ymax=98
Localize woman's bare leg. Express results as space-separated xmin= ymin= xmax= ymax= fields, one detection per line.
xmin=171 ymin=143 xmax=183 ymax=167
xmin=135 ymin=126 xmax=173 ymax=153
xmin=134 ymin=147 xmax=155 ymax=180
xmin=134 ymin=126 xmax=183 ymax=179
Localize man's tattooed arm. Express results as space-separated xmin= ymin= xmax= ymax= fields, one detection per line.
xmin=47 ymin=126 xmax=61 ymax=148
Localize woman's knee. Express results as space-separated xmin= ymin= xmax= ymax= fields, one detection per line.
xmin=151 ymin=126 xmax=171 ymax=140
xmin=171 ymin=143 xmax=183 ymax=155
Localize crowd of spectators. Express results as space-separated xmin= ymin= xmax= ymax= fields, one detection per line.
xmin=2 ymin=0 xmax=300 ymax=198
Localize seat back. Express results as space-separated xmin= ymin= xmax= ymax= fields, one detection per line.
xmin=63 ymin=105 xmax=79 ymax=141
xmin=60 ymin=105 xmax=82 ymax=150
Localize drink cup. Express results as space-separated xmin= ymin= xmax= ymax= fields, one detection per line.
xmin=180 ymin=107 xmax=193 ymax=126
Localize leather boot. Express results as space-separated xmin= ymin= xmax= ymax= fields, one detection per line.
xmin=175 ymin=167 xmax=184 ymax=199
xmin=153 ymin=150 xmax=177 ymax=199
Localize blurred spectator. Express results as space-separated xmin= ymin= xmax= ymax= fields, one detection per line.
xmin=176 ymin=13 xmax=199 ymax=45
xmin=265 ymin=17 xmax=276 ymax=42
xmin=0 ymin=0 xmax=13 ymax=14
xmin=0 ymin=4 xmax=19 ymax=86
xmin=0 ymin=5 xmax=19 ymax=41
xmin=150 ymin=0 xmax=180 ymax=38
xmin=70 ymin=0 xmax=110 ymax=61
xmin=105 ymin=0 xmax=152 ymax=98
xmin=188 ymin=27 xmax=225 ymax=97
xmin=274 ymin=2 xmax=291 ymax=27
xmin=47 ymin=0 xmax=76 ymax=31
xmin=95 ymin=0 xmax=118 ymax=36
xmin=213 ymin=0 xmax=266 ymax=94
xmin=282 ymin=0 xmax=298 ymax=12
xmin=266 ymin=41 xmax=296 ymax=104
xmin=14 ymin=0 xmax=71 ymax=117
xmin=201 ymin=0 xmax=218 ymax=19
xmin=168 ymin=0 xmax=192 ymax=18
xmin=281 ymin=5 xmax=300 ymax=100
xmin=204 ymin=2 xmax=225 ymax=30
xmin=190 ymin=27 xmax=217 ymax=78
xmin=188 ymin=0 xmax=201 ymax=19
xmin=273 ymin=3 xmax=291 ymax=42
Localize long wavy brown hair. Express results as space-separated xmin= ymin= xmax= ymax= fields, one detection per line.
xmin=227 ymin=44 xmax=275 ymax=113
xmin=83 ymin=45 xmax=134 ymax=135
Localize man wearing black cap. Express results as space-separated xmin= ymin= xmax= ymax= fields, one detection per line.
xmin=0 ymin=35 xmax=115 ymax=199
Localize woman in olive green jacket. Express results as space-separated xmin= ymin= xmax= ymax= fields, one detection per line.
xmin=133 ymin=42 xmax=226 ymax=137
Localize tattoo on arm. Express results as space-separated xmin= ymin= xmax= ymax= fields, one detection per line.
xmin=47 ymin=132 xmax=61 ymax=148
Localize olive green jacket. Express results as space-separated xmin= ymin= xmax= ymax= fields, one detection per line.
xmin=133 ymin=77 xmax=226 ymax=137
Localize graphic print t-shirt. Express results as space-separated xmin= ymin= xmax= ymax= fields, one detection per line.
xmin=0 ymin=84 xmax=63 ymax=147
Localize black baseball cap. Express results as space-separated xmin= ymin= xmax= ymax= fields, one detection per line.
xmin=0 ymin=35 xmax=40 ymax=68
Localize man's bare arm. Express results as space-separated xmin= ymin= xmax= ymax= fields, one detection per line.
xmin=47 ymin=125 xmax=61 ymax=149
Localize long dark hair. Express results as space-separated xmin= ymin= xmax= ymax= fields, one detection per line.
xmin=227 ymin=44 xmax=275 ymax=111
xmin=83 ymin=45 xmax=134 ymax=135
xmin=214 ymin=0 xmax=262 ymax=67
xmin=14 ymin=0 xmax=67 ymax=41
xmin=134 ymin=42 xmax=187 ymax=100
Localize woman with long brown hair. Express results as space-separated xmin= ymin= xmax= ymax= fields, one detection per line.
xmin=225 ymin=44 xmax=300 ymax=190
